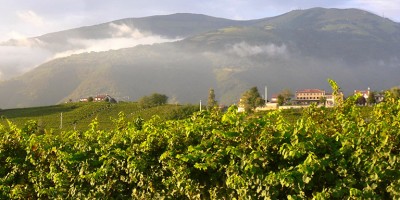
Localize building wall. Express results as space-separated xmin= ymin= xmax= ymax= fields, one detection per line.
xmin=295 ymin=89 xmax=325 ymax=104
xmin=296 ymin=92 xmax=325 ymax=100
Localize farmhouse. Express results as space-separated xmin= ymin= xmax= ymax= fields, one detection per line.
xmin=94 ymin=94 xmax=113 ymax=102
xmin=354 ymin=88 xmax=370 ymax=99
xmin=354 ymin=88 xmax=384 ymax=103
xmin=295 ymin=89 xmax=325 ymax=104
xmin=79 ymin=94 xmax=116 ymax=103
xmin=270 ymin=94 xmax=278 ymax=103
xmin=294 ymin=89 xmax=343 ymax=106
xmin=79 ymin=98 xmax=89 ymax=102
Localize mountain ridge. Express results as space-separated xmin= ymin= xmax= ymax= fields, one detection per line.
xmin=2 ymin=13 xmax=250 ymax=47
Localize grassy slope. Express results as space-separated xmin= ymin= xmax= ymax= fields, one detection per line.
xmin=0 ymin=102 xmax=198 ymax=131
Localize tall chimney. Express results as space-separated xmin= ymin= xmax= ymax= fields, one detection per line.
xmin=265 ymin=86 xmax=268 ymax=103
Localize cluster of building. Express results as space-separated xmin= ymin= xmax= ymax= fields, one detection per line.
xmin=353 ymin=88 xmax=384 ymax=103
xmin=79 ymin=94 xmax=115 ymax=102
xmin=271 ymin=89 xmax=339 ymax=106
xmin=247 ymin=87 xmax=384 ymax=112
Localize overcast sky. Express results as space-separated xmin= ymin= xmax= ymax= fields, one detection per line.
xmin=1 ymin=0 xmax=400 ymax=41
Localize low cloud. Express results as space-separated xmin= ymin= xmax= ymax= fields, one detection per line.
xmin=229 ymin=42 xmax=288 ymax=58
xmin=0 ymin=46 xmax=52 ymax=80
xmin=0 ymin=23 xmax=181 ymax=80
xmin=52 ymin=23 xmax=181 ymax=58
xmin=109 ymin=23 xmax=146 ymax=38
xmin=53 ymin=36 xmax=180 ymax=58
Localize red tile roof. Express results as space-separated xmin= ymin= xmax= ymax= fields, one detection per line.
xmin=96 ymin=94 xmax=107 ymax=98
xmin=296 ymin=89 xmax=325 ymax=93
xmin=354 ymin=90 xmax=369 ymax=95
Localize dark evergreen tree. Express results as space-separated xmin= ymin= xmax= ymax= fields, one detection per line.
xmin=207 ymin=88 xmax=218 ymax=110
xmin=367 ymin=91 xmax=376 ymax=105
xmin=277 ymin=94 xmax=285 ymax=106
xmin=356 ymin=96 xmax=366 ymax=106
xmin=319 ymin=96 xmax=327 ymax=106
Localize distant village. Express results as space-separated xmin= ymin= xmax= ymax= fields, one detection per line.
xmin=74 ymin=87 xmax=385 ymax=113
xmin=239 ymin=87 xmax=384 ymax=112
xmin=78 ymin=94 xmax=117 ymax=103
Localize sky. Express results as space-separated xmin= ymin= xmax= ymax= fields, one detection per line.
xmin=1 ymin=0 xmax=400 ymax=41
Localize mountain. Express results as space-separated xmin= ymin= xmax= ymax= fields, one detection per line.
xmin=0 ymin=8 xmax=399 ymax=108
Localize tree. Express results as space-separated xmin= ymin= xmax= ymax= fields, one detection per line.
xmin=207 ymin=88 xmax=218 ymax=110
xmin=109 ymin=98 xmax=117 ymax=104
xmin=367 ymin=91 xmax=376 ymax=105
xmin=277 ymin=89 xmax=293 ymax=105
xmin=389 ymin=87 xmax=400 ymax=100
xmin=152 ymin=93 xmax=168 ymax=105
xmin=88 ymin=96 xmax=94 ymax=102
xmin=319 ymin=96 xmax=327 ymax=106
xmin=281 ymin=89 xmax=293 ymax=101
xmin=277 ymin=95 xmax=285 ymax=106
xmin=138 ymin=93 xmax=168 ymax=108
xmin=239 ymin=87 xmax=265 ymax=112
xmin=356 ymin=96 xmax=366 ymax=106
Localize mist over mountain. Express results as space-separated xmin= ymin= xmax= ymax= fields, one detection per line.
xmin=0 ymin=13 xmax=246 ymax=80
xmin=0 ymin=8 xmax=399 ymax=108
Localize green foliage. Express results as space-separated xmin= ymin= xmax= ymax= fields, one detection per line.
xmin=367 ymin=91 xmax=376 ymax=105
xmin=239 ymin=87 xmax=265 ymax=112
xmin=167 ymin=104 xmax=199 ymax=120
xmin=328 ymin=79 xmax=344 ymax=107
xmin=1 ymin=82 xmax=400 ymax=199
xmin=356 ymin=95 xmax=367 ymax=106
xmin=0 ymin=102 xmax=197 ymax=131
xmin=207 ymin=88 xmax=218 ymax=110
xmin=138 ymin=93 xmax=168 ymax=109
xmin=319 ymin=96 xmax=327 ymax=106
xmin=277 ymin=89 xmax=293 ymax=105
xmin=388 ymin=87 xmax=400 ymax=100
xmin=277 ymin=94 xmax=285 ymax=106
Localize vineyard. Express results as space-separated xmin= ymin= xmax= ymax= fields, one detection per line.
xmin=1 ymin=84 xmax=400 ymax=198
xmin=0 ymin=102 xmax=199 ymax=131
